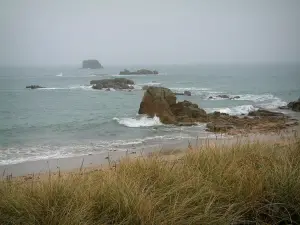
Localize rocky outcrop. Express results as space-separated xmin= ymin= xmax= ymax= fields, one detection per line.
xmin=119 ymin=69 xmax=158 ymax=75
xmin=138 ymin=87 xmax=298 ymax=134
xmin=287 ymin=100 xmax=300 ymax=112
xmin=26 ymin=85 xmax=45 ymax=89
xmin=138 ymin=87 xmax=178 ymax=124
xmin=82 ymin=60 xmax=103 ymax=69
xmin=91 ymin=78 xmax=134 ymax=90
xmin=175 ymin=91 xmax=192 ymax=96
xmin=278 ymin=98 xmax=300 ymax=112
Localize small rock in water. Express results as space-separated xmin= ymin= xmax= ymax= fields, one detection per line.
xmin=26 ymin=85 xmax=45 ymax=89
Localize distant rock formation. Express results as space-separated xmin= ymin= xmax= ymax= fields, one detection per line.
xmin=138 ymin=86 xmax=297 ymax=133
xmin=90 ymin=78 xmax=134 ymax=90
xmin=119 ymin=69 xmax=158 ymax=75
xmin=82 ymin=60 xmax=103 ymax=69
xmin=26 ymin=85 xmax=45 ymax=89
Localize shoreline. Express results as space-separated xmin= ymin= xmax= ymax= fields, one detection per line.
xmin=1 ymin=125 xmax=299 ymax=179
xmin=1 ymin=109 xmax=299 ymax=179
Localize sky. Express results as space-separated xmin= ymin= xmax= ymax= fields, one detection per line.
xmin=0 ymin=0 xmax=300 ymax=66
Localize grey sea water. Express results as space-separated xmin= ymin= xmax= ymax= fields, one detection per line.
xmin=1 ymin=64 xmax=300 ymax=165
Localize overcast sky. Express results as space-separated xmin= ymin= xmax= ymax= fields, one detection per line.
xmin=0 ymin=0 xmax=300 ymax=66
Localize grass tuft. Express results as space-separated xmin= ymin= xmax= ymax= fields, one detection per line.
xmin=1 ymin=139 xmax=300 ymax=224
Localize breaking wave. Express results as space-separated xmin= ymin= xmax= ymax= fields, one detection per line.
xmin=113 ymin=115 xmax=162 ymax=128
xmin=40 ymin=85 xmax=93 ymax=91
xmin=206 ymin=105 xmax=258 ymax=115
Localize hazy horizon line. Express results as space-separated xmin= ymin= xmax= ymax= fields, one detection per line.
xmin=1 ymin=61 xmax=300 ymax=68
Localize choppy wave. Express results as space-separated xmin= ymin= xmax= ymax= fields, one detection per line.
xmin=113 ymin=115 xmax=162 ymax=127
xmin=134 ymin=82 xmax=162 ymax=90
xmin=0 ymin=133 xmax=195 ymax=165
xmin=111 ymin=74 xmax=147 ymax=77
xmin=141 ymin=82 xmax=162 ymax=86
xmin=170 ymin=87 xmax=214 ymax=96
xmin=40 ymin=85 xmax=93 ymax=91
xmin=256 ymin=99 xmax=287 ymax=109
xmin=206 ymin=105 xmax=258 ymax=115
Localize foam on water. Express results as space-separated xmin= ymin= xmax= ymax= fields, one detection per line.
xmin=0 ymin=133 xmax=195 ymax=165
xmin=134 ymin=82 xmax=162 ymax=90
xmin=206 ymin=105 xmax=258 ymax=115
xmin=111 ymin=74 xmax=147 ymax=77
xmin=40 ymin=85 xmax=93 ymax=91
xmin=170 ymin=87 xmax=213 ymax=96
xmin=113 ymin=115 xmax=162 ymax=127
xmin=56 ymin=72 xmax=63 ymax=77
xmin=256 ymin=99 xmax=287 ymax=109
xmin=141 ymin=82 xmax=162 ymax=86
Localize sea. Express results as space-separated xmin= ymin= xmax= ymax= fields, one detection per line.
xmin=1 ymin=64 xmax=300 ymax=165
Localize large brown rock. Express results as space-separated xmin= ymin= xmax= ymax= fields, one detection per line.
xmin=138 ymin=87 xmax=177 ymax=124
xmin=138 ymin=87 xmax=206 ymax=124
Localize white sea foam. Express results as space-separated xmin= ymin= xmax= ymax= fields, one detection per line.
xmin=113 ymin=115 xmax=162 ymax=128
xmin=256 ymin=99 xmax=287 ymax=109
xmin=134 ymin=82 xmax=162 ymax=90
xmin=0 ymin=133 xmax=195 ymax=165
xmin=40 ymin=85 xmax=93 ymax=91
xmin=206 ymin=105 xmax=258 ymax=115
xmin=111 ymin=74 xmax=147 ymax=77
xmin=169 ymin=87 xmax=213 ymax=96
xmin=142 ymin=82 xmax=162 ymax=86
xmin=205 ymin=92 xmax=287 ymax=109
xmin=237 ymin=94 xmax=281 ymax=102
xmin=56 ymin=72 xmax=63 ymax=77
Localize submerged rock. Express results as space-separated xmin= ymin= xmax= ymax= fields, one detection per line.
xmin=119 ymin=69 xmax=158 ymax=75
xmin=217 ymin=94 xmax=230 ymax=99
xmin=175 ymin=91 xmax=192 ymax=96
xmin=26 ymin=85 xmax=45 ymax=89
xmin=138 ymin=87 xmax=298 ymax=133
xmin=91 ymin=78 xmax=134 ymax=90
xmin=82 ymin=60 xmax=103 ymax=69
xmin=208 ymin=95 xmax=240 ymax=100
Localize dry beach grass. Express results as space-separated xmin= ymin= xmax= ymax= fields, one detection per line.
xmin=1 ymin=138 xmax=300 ymax=225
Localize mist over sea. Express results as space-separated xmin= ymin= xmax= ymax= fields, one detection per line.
xmin=1 ymin=64 xmax=300 ymax=165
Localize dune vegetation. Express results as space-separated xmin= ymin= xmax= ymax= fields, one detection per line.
xmin=1 ymin=138 xmax=300 ymax=225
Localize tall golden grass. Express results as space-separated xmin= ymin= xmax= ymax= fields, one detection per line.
xmin=1 ymin=139 xmax=300 ymax=224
